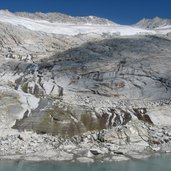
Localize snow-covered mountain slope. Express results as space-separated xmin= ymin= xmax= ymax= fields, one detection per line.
xmin=0 ymin=10 xmax=155 ymax=36
xmin=155 ymin=25 xmax=171 ymax=34
xmin=135 ymin=17 xmax=171 ymax=29
xmin=15 ymin=11 xmax=115 ymax=25
xmin=1 ymin=9 xmax=116 ymax=25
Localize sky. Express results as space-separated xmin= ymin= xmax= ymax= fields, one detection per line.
xmin=0 ymin=0 xmax=171 ymax=24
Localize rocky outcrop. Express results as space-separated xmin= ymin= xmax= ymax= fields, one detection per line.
xmin=1 ymin=121 xmax=171 ymax=162
xmin=0 ymin=87 xmax=39 ymax=129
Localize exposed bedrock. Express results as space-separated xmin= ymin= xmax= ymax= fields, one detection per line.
xmin=1 ymin=35 xmax=171 ymax=137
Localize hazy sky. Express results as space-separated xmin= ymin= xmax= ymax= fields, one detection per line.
xmin=0 ymin=0 xmax=171 ymax=24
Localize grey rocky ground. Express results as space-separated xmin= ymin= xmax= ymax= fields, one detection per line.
xmin=0 ymin=11 xmax=171 ymax=162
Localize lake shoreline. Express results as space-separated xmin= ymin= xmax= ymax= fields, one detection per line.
xmin=0 ymin=127 xmax=171 ymax=163
xmin=1 ymin=153 xmax=171 ymax=171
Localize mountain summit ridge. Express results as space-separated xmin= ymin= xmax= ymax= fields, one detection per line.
xmin=0 ymin=9 xmax=116 ymax=25
xmin=1 ymin=9 xmax=171 ymax=29
xmin=0 ymin=9 xmax=159 ymax=36
xmin=135 ymin=16 xmax=171 ymax=28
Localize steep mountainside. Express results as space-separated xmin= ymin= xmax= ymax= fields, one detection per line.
xmin=0 ymin=11 xmax=171 ymax=162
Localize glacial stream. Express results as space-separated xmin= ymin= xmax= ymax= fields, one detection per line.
xmin=0 ymin=154 xmax=171 ymax=171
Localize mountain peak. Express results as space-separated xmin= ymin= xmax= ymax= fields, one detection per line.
xmin=135 ymin=17 xmax=171 ymax=29
xmin=0 ymin=9 xmax=14 ymax=16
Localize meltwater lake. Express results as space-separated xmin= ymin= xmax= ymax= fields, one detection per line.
xmin=0 ymin=154 xmax=171 ymax=171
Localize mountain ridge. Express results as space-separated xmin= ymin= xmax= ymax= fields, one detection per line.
xmin=1 ymin=9 xmax=171 ymax=27
xmin=0 ymin=9 xmax=116 ymax=25
xmin=135 ymin=16 xmax=171 ymax=28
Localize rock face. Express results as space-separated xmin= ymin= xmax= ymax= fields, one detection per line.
xmin=0 ymin=11 xmax=171 ymax=162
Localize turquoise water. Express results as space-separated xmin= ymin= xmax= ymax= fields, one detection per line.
xmin=0 ymin=154 xmax=171 ymax=171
